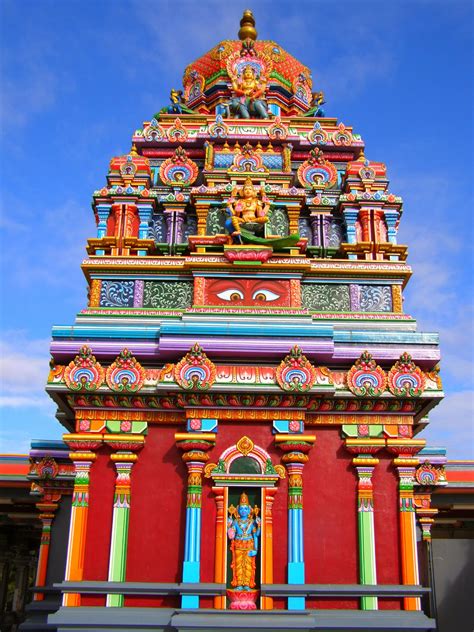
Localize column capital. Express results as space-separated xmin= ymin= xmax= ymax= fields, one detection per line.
xmin=345 ymin=438 xmax=385 ymax=456
xmin=63 ymin=433 xmax=103 ymax=454
xmin=104 ymin=434 xmax=145 ymax=453
xmin=386 ymin=439 xmax=426 ymax=458
xmin=175 ymin=432 xmax=216 ymax=462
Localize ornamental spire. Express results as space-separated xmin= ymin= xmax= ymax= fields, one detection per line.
xmin=238 ymin=9 xmax=257 ymax=41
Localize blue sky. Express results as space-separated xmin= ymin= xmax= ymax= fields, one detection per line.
xmin=0 ymin=0 xmax=472 ymax=457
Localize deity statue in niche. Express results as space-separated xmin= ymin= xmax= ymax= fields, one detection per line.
xmin=224 ymin=65 xmax=270 ymax=119
xmin=227 ymin=492 xmax=261 ymax=591
xmin=225 ymin=178 xmax=270 ymax=243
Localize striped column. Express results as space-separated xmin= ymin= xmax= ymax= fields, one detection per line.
xmin=62 ymin=433 xmax=102 ymax=607
xmin=105 ymin=436 xmax=144 ymax=607
xmin=387 ymin=439 xmax=425 ymax=611
xmin=176 ymin=433 xmax=216 ymax=609
xmin=33 ymin=501 xmax=58 ymax=600
xmin=346 ymin=438 xmax=384 ymax=610
xmin=346 ymin=440 xmax=382 ymax=609
xmin=211 ymin=486 xmax=226 ymax=610
xmin=261 ymin=487 xmax=277 ymax=610
xmin=275 ymin=435 xmax=315 ymax=611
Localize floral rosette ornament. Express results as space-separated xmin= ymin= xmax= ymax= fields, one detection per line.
xmin=159 ymin=146 xmax=198 ymax=186
xmin=297 ymin=148 xmax=337 ymax=190
xmin=347 ymin=351 xmax=387 ymax=397
xmin=105 ymin=349 xmax=145 ymax=393
xmin=35 ymin=457 xmax=59 ymax=479
xmin=64 ymin=346 xmax=105 ymax=391
xmin=415 ymin=462 xmax=440 ymax=486
xmin=276 ymin=345 xmax=316 ymax=392
xmin=174 ymin=343 xmax=216 ymax=390
xmin=388 ymin=352 xmax=426 ymax=397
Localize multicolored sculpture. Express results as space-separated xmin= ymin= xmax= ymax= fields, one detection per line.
xmin=225 ymin=178 xmax=270 ymax=242
xmin=225 ymin=65 xmax=269 ymax=119
xmin=33 ymin=9 xmax=446 ymax=631
xmin=227 ymin=492 xmax=261 ymax=590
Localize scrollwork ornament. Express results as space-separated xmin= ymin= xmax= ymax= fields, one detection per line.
xmin=332 ymin=122 xmax=352 ymax=146
xmin=308 ymin=121 xmax=329 ymax=145
xmin=143 ymin=118 xmax=165 ymax=142
xmin=415 ymin=462 xmax=440 ymax=486
xmin=64 ymin=346 xmax=105 ymax=392
xmin=388 ymin=352 xmax=426 ymax=397
xmin=174 ymin=343 xmax=216 ymax=390
xmin=347 ymin=351 xmax=387 ymax=397
xmin=106 ymin=349 xmax=145 ymax=393
xmin=297 ymin=148 xmax=337 ymax=189
xmin=159 ymin=146 xmax=198 ymax=186
xmin=276 ymin=345 xmax=316 ymax=392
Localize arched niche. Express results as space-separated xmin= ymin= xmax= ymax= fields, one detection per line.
xmin=204 ymin=436 xmax=285 ymax=610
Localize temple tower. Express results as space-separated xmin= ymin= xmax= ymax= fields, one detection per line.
xmin=42 ymin=11 xmax=443 ymax=631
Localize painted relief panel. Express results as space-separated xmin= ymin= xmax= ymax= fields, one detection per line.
xmin=359 ymin=285 xmax=392 ymax=312
xmin=99 ymin=281 xmax=135 ymax=308
xmin=302 ymin=284 xmax=350 ymax=311
xmin=199 ymin=278 xmax=292 ymax=307
xmin=142 ymin=281 xmax=193 ymax=309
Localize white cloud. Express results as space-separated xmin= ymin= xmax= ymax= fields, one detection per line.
xmin=0 ymin=335 xmax=52 ymax=409
xmin=0 ymin=196 xmax=94 ymax=291
xmin=424 ymin=390 xmax=474 ymax=459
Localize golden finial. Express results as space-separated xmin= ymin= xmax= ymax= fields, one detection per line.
xmin=238 ymin=9 xmax=257 ymax=41
xmin=130 ymin=144 xmax=138 ymax=156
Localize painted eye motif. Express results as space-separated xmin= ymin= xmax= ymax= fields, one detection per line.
xmin=216 ymin=289 xmax=244 ymax=302
xmin=252 ymin=289 xmax=280 ymax=302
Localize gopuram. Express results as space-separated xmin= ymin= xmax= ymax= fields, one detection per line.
xmin=32 ymin=10 xmax=448 ymax=632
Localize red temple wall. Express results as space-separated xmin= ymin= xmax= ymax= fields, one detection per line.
xmin=125 ymin=425 xmax=186 ymax=607
xmin=79 ymin=422 xmax=403 ymax=609
xmin=305 ymin=427 xmax=358 ymax=609
xmin=373 ymin=455 xmax=402 ymax=609
xmin=82 ymin=449 xmax=115 ymax=606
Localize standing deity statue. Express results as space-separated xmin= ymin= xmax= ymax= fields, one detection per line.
xmin=227 ymin=492 xmax=261 ymax=590
xmin=225 ymin=178 xmax=270 ymax=243
xmin=224 ymin=66 xmax=270 ymax=119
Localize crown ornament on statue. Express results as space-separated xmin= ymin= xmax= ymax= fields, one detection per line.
xmin=239 ymin=491 xmax=250 ymax=506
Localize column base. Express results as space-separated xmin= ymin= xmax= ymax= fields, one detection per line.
xmin=181 ymin=561 xmax=200 ymax=609
xmin=288 ymin=562 xmax=305 ymax=610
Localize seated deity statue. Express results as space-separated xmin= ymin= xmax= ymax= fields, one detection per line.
xmin=305 ymin=90 xmax=326 ymax=117
xmin=227 ymin=492 xmax=261 ymax=590
xmin=166 ymin=89 xmax=194 ymax=115
xmin=224 ymin=66 xmax=270 ymax=119
xmin=225 ymin=178 xmax=270 ymax=243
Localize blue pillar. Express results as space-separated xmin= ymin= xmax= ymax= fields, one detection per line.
xmin=182 ymin=502 xmax=202 ymax=608
xmin=286 ymin=461 xmax=306 ymax=610
xmin=384 ymin=210 xmax=399 ymax=244
xmin=343 ymin=208 xmax=359 ymax=260
xmin=176 ymin=432 xmax=216 ymax=609
xmin=137 ymin=203 xmax=153 ymax=255
xmin=96 ymin=204 xmax=111 ymax=239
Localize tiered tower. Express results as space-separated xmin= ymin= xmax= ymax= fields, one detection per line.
xmin=45 ymin=11 xmax=444 ymax=631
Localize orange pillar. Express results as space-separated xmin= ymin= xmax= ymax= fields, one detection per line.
xmin=33 ymin=501 xmax=58 ymax=600
xmin=212 ymin=486 xmax=227 ymax=609
xmin=261 ymin=487 xmax=277 ymax=610
xmin=62 ymin=434 xmax=102 ymax=607
xmin=387 ymin=439 xmax=425 ymax=611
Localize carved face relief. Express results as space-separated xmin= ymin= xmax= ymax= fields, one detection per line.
xmin=205 ymin=278 xmax=291 ymax=307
